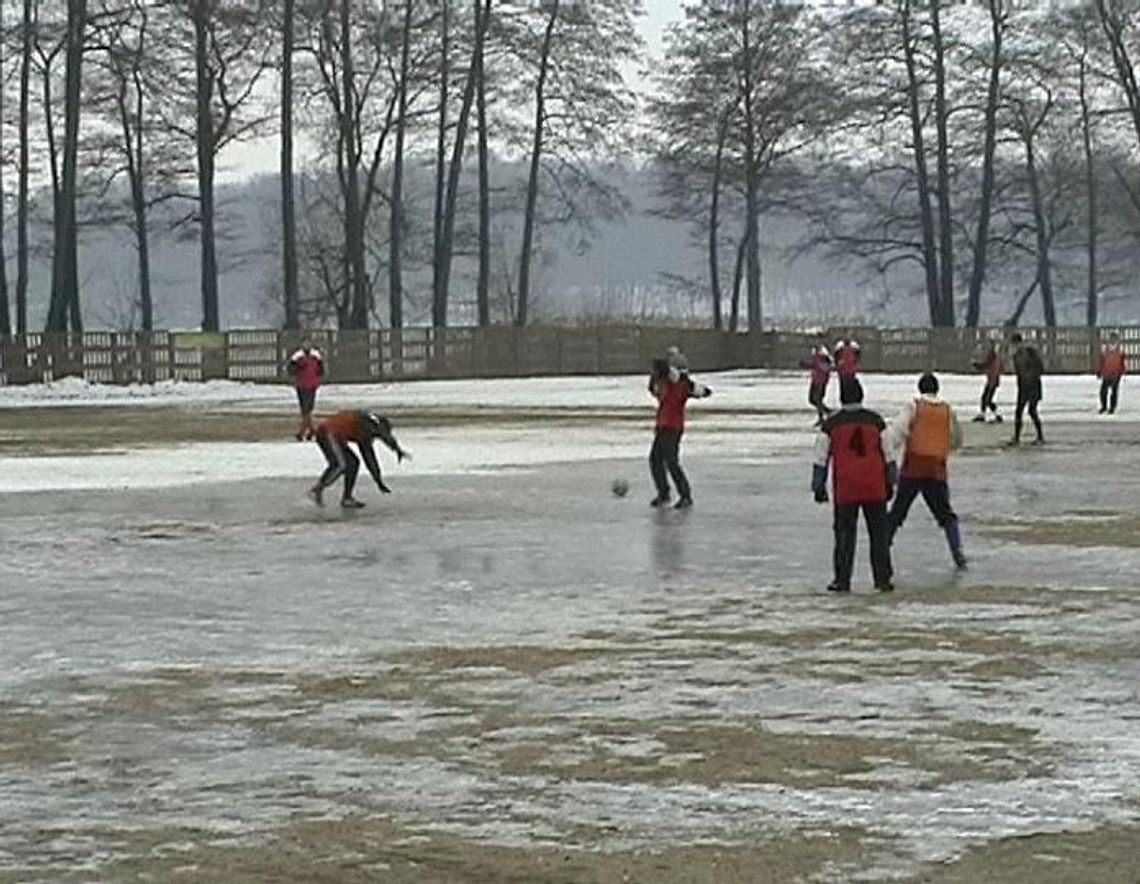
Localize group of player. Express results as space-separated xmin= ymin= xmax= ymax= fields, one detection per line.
xmin=282 ymin=329 xmax=1127 ymax=592
xmin=803 ymin=329 xmax=1128 ymax=591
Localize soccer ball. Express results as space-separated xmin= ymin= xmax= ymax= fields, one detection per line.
xmin=611 ymin=478 xmax=630 ymax=498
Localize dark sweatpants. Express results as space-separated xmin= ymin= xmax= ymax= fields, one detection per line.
xmin=649 ymin=428 xmax=691 ymax=501
xmin=1014 ymin=388 xmax=1043 ymax=442
xmin=833 ymin=501 xmax=892 ymax=590
xmin=316 ymin=431 xmax=360 ymax=497
xmin=295 ymin=386 xmax=317 ymax=417
xmin=808 ymin=383 xmax=829 ymax=421
xmin=980 ymin=379 xmax=999 ymax=415
xmin=1100 ymin=377 xmax=1121 ymax=413
xmin=889 ymin=478 xmax=957 ymax=531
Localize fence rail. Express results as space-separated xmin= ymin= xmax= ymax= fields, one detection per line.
xmin=0 ymin=325 xmax=1132 ymax=386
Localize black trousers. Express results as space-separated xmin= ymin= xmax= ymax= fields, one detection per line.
xmin=649 ymin=428 xmax=691 ymax=501
xmin=833 ymin=501 xmax=892 ymax=589
xmin=316 ymin=431 xmax=360 ymax=497
xmin=980 ymin=379 xmax=999 ymax=414
xmin=808 ymin=383 xmax=829 ymax=420
xmin=296 ymin=387 xmax=317 ymax=416
xmin=1014 ymin=391 xmax=1043 ymax=442
xmin=1100 ymin=377 xmax=1121 ymax=413
xmin=889 ymin=478 xmax=957 ymax=532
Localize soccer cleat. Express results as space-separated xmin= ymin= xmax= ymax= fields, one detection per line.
xmin=827 ymin=582 xmax=850 ymax=593
xmin=953 ymin=551 xmax=968 ymax=571
xmin=876 ymin=582 xmax=895 ymax=593
xmin=1098 ymin=408 xmax=1107 ymax=415
xmin=1030 ymin=438 xmax=1045 ymax=446
xmin=649 ymin=495 xmax=671 ymax=508
xmin=673 ymin=497 xmax=693 ymax=510
xmin=307 ymin=485 xmax=324 ymax=506
xmin=991 ymin=414 xmax=1003 ymax=423
xmin=340 ymin=497 xmax=366 ymax=509
xmin=971 ymin=414 xmax=986 ymax=423
xmin=1005 ymin=438 xmax=1020 ymax=447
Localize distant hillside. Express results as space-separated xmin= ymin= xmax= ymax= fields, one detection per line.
xmin=9 ymin=160 xmax=1135 ymax=331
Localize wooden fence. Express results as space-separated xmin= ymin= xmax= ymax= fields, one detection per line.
xmin=0 ymin=325 xmax=1134 ymax=386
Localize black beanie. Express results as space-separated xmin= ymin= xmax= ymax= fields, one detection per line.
xmin=839 ymin=376 xmax=864 ymax=406
xmin=918 ymin=372 xmax=939 ymax=395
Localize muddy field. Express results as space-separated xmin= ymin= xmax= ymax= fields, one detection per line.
xmin=2 ymin=377 xmax=1139 ymax=882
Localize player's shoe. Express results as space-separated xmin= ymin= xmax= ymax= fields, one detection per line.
xmin=971 ymin=414 xmax=986 ymax=423
xmin=827 ymin=582 xmax=850 ymax=593
xmin=307 ymin=485 xmax=324 ymax=506
xmin=1030 ymin=438 xmax=1045 ymax=446
xmin=991 ymin=414 xmax=1003 ymax=423
xmin=340 ymin=497 xmax=366 ymax=509
xmin=649 ymin=495 xmax=671 ymax=508
xmin=952 ymin=550 xmax=968 ymax=571
xmin=673 ymin=497 xmax=693 ymax=510
xmin=875 ymin=582 xmax=895 ymax=593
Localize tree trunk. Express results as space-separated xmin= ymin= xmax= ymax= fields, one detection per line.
xmin=740 ymin=0 xmax=761 ymax=330
xmin=339 ymin=0 xmax=367 ymax=329
xmin=431 ymin=0 xmax=450 ymax=328
xmin=516 ymin=0 xmax=558 ymax=327
xmin=1079 ymin=54 xmax=1098 ymax=327
xmin=388 ymin=0 xmax=413 ymax=329
xmin=1024 ymin=134 xmax=1056 ymax=327
xmin=729 ymin=232 xmax=746 ymax=334
xmin=475 ymin=0 xmax=490 ymax=326
xmin=436 ymin=0 xmax=488 ymax=328
xmin=1095 ymin=0 xmax=1140 ymax=149
xmin=281 ymin=0 xmax=299 ymax=329
xmin=0 ymin=10 xmax=9 ymax=337
xmin=16 ymin=0 xmax=31 ymax=334
xmin=966 ymin=0 xmax=1003 ymax=328
xmin=708 ymin=110 xmax=729 ymax=331
xmin=1006 ymin=274 xmax=1039 ymax=328
xmin=194 ymin=0 xmax=220 ymax=331
xmin=47 ymin=0 xmax=85 ymax=334
xmin=119 ymin=68 xmax=153 ymax=331
xmin=901 ymin=0 xmax=942 ymax=327
xmin=930 ymin=0 xmax=954 ymax=326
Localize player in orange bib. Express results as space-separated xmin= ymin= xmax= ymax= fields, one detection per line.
xmin=308 ymin=409 xmax=409 ymax=508
xmin=886 ymin=372 xmax=967 ymax=570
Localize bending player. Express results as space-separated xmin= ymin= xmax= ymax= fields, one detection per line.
xmin=309 ymin=409 xmax=410 ymax=507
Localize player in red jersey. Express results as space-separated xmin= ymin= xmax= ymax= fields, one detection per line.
xmin=648 ymin=358 xmax=712 ymax=510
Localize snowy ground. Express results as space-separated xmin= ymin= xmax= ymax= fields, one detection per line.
xmin=1 ymin=370 xmax=1138 ymax=882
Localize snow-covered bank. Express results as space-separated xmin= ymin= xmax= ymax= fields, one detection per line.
xmin=0 ymin=370 xmax=1132 ymax=493
xmin=0 ymin=368 xmax=1128 ymax=419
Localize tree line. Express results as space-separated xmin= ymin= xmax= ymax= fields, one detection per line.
xmin=3 ymin=0 xmax=1140 ymax=335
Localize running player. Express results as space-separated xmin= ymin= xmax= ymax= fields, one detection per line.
xmin=287 ymin=338 xmax=324 ymax=441
xmin=971 ymin=334 xmax=1003 ymax=423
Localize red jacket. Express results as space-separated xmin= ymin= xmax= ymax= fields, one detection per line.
xmin=1099 ymin=346 xmax=1126 ymax=381
xmin=289 ymin=348 xmax=324 ymax=390
xmin=835 ymin=342 xmax=860 ymax=379
xmin=818 ymin=407 xmax=890 ymax=506
xmin=804 ymin=347 xmax=832 ymax=388
xmin=653 ymin=373 xmax=710 ymax=431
